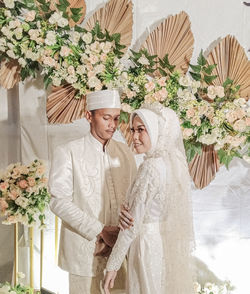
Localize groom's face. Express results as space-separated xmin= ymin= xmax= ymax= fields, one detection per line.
xmin=86 ymin=108 xmax=120 ymax=145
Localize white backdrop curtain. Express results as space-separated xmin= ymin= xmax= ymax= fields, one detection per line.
xmin=0 ymin=0 xmax=249 ymax=293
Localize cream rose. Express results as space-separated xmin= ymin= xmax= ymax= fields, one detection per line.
xmin=82 ymin=32 xmax=92 ymax=44
xmin=121 ymin=103 xmax=133 ymax=113
xmin=215 ymin=86 xmax=224 ymax=98
xmin=138 ymin=55 xmax=150 ymax=65
xmin=25 ymin=10 xmax=36 ymax=22
xmin=179 ymin=75 xmax=192 ymax=87
xmin=207 ymin=85 xmax=217 ymax=99
xmin=182 ymin=128 xmax=193 ymax=139
xmin=233 ymin=119 xmax=246 ymax=132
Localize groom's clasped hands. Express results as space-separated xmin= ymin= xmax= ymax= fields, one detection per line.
xmin=94 ymin=204 xmax=134 ymax=258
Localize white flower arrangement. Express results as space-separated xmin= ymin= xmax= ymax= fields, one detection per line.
xmin=194 ymin=281 xmax=234 ymax=294
xmin=120 ymin=51 xmax=250 ymax=167
xmin=0 ymin=159 xmax=50 ymax=227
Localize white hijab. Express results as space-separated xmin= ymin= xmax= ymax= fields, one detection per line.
xmin=131 ymin=102 xmax=195 ymax=294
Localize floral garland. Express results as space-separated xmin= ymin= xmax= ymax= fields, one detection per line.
xmin=120 ymin=50 xmax=250 ymax=167
xmin=0 ymin=159 xmax=50 ymax=227
xmin=0 ymin=0 xmax=125 ymax=96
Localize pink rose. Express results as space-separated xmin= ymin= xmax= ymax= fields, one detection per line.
xmin=158 ymin=88 xmax=168 ymax=100
xmin=215 ymin=86 xmax=225 ymax=98
xmin=19 ymin=180 xmax=28 ymax=189
xmin=236 ymin=109 xmax=246 ymax=120
xmin=67 ymin=65 xmax=75 ymax=76
xmin=25 ymin=10 xmax=36 ymax=22
xmin=191 ymin=116 xmax=201 ymax=126
xmin=145 ymin=81 xmax=155 ymax=92
xmin=60 ymin=46 xmax=72 ymax=57
xmin=226 ymin=111 xmax=238 ymax=124
xmin=0 ymin=198 xmax=8 ymax=212
xmin=9 ymin=190 xmax=18 ymax=200
xmin=233 ymin=119 xmax=246 ymax=132
xmin=27 ymin=177 xmax=36 ymax=187
xmin=0 ymin=182 xmax=9 ymax=191
xmin=182 ymin=128 xmax=194 ymax=139
xmin=186 ymin=108 xmax=196 ymax=119
xmin=157 ymin=77 xmax=167 ymax=87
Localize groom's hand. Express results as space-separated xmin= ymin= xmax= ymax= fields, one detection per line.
xmin=118 ymin=203 xmax=134 ymax=231
xmin=94 ymin=226 xmax=119 ymax=257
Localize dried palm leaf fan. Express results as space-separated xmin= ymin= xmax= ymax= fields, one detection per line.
xmin=190 ymin=36 xmax=250 ymax=189
xmin=120 ymin=11 xmax=194 ymax=149
xmin=206 ymin=35 xmax=250 ymax=99
xmin=0 ymin=59 xmax=20 ymax=89
xmin=47 ymin=84 xmax=85 ymax=124
xmin=189 ymin=145 xmax=220 ymax=189
xmin=84 ymin=0 xmax=133 ymax=52
xmin=119 ymin=119 xmax=133 ymax=146
xmin=47 ymin=0 xmax=133 ymax=124
xmin=141 ymin=11 xmax=194 ymax=75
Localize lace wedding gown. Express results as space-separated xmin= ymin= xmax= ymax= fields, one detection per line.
xmin=106 ymin=156 xmax=168 ymax=294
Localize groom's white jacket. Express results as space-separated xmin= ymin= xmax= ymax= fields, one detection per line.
xmin=49 ymin=132 xmax=136 ymax=277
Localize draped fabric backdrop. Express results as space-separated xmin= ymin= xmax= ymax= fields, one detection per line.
xmin=0 ymin=0 xmax=249 ymax=293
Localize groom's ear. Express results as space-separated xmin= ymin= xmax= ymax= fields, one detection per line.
xmin=85 ymin=111 xmax=93 ymax=123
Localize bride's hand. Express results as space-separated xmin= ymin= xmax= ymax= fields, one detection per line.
xmin=103 ymin=271 xmax=117 ymax=294
xmin=118 ymin=203 xmax=134 ymax=231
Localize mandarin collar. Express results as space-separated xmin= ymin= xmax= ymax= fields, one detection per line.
xmin=88 ymin=132 xmax=110 ymax=153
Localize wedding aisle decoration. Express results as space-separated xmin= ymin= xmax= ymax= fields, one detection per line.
xmin=0 ymin=159 xmax=50 ymax=227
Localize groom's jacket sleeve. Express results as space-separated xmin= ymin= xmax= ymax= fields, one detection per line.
xmin=49 ymin=144 xmax=104 ymax=241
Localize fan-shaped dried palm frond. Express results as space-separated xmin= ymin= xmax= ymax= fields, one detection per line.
xmin=84 ymin=0 xmax=133 ymax=51
xmin=119 ymin=118 xmax=133 ymax=146
xmin=207 ymin=35 xmax=250 ymax=99
xmin=47 ymin=84 xmax=86 ymax=124
xmin=189 ymin=145 xmax=220 ymax=189
xmin=141 ymin=11 xmax=194 ymax=75
xmin=0 ymin=60 xmax=20 ymax=90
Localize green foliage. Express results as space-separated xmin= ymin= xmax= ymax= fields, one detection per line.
xmin=158 ymin=53 xmax=176 ymax=75
xmin=120 ymin=111 xmax=129 ymax=123
xmin=184 ymin=140 xmax=202 ymax=162
xmin=217 ymin=149 xmax=242 ymax=169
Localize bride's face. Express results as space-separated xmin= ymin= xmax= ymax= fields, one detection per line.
xmin=131 ymin=115 xmax=151 ymax=154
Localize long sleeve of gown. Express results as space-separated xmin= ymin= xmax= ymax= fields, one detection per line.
xmin=106 ymin=159 xmax=160 ymax=271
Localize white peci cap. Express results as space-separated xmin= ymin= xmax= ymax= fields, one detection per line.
xmin=86 ymin=89 xmax=121 ymax=111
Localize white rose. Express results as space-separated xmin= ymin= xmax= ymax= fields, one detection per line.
xmin=48 ymin=12 xmax=61 ymax=25
xmin=3 ymin=0 xmax=15 ymax=9
xmin=0 ymin=38 xmax=7 ymax=47
xmin=4 ymin=10 xmax=11 ymax=17
xmin=183 ymin=89 xmax=195 ymax=100
xmin=82 ymin=32 xmax=92 ymax=44
xmin=233 ymin=119 xmax=246 ymax=132
xmin=234 ymin=98 xmax=246 ymax=107
xmin=199 ymin=133 xmax=217 ymax=145
xmin=28 ymin=29 xmax=40 ymax=41
xmin=52 ymin=76 xmax=62 ymax=86
xmin=57 ymin=17 xmax=68 ymax=28
xmin=6 ymin=49 xmax=16 ymax=59
xmin=9 ymin=20 xmax=18 ymax=29
xmin=69 ymin=31 xmax=80 ymax=45
xmin=18 ymin=57 xmax=27 ymax=67
xmin=14 ymin=27 xmax=23 ymax=40
xmin=88 ymin=76 xmax=101 ymax=88
xmin=215 ymin=85 xmax=224 ymax=98
xmin=45 ymin=31 xmax=57 ymax=46
xmin=1 ymin=26 xmax=13 ymax=38
xmin=207 ymin=85 xmax=217 ymax=99
xmin=76 ymin=65 xmax=86 ymax=75
xmin=60 ymin=46 xmax=71 ymax=57
xmin=179 ymin=75 xmax=192 ymax=87
xmin=66 ymin=75 xmax=77 ymax=84
xmin=7 ymin=42 xmax=14 ymax=49
xmin=138 ymin=55 xmax=150 ymax=65
xmin=121 ymin=103 xmax=133 ymax=113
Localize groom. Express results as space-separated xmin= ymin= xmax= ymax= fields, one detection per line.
xmin=49 ymin=89 xmax=136 ymax=294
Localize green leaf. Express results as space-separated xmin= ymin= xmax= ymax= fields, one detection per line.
xmin=203 ymin=64 xmax=216 ymax=75
xmin=158 ymin=68 xmax=167 ymax=77
xmin=189 ymin=71 xmax=201 ymax=81
xmin=197 ymin=50 xmax=207 ymax=66
xmin=223 ymin=77 xmax=233 ymax=88
xmin=204 ymin=74 xmax=217 ymax=84
xmin=189 ymin=64 xmax=201 ymax=73
xmin=217 ymin=149 xmax=233 ymax=169
xmin=119 ymin=111 xmax=129 ymax=123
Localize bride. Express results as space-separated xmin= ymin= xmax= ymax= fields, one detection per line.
xmin=104 ymin=103 xmax=195 ymax=294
